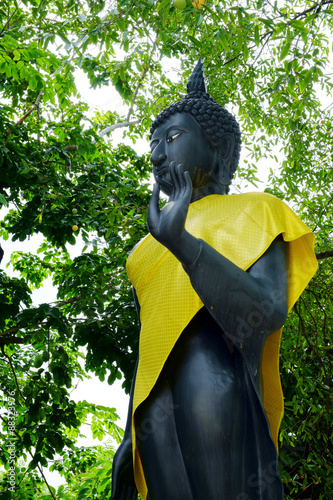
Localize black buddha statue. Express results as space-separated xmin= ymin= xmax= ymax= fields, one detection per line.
xmin=111 ymin=59 xmax=317 ymax=500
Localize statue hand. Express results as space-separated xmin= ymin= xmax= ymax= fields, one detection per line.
xmin=111 ymin=435 xmax=138 ymax=500
xmin=148 ymin=162 xmax=192 ymax=252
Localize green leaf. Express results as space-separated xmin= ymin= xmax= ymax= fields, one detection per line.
xmin=243 ymin=43 xmax=249 ymax=62
xmin=0 ymin=194 xmax=8 ymax=207
xmin=254 ymin=25 xmax=260 ymax=47
xmin=299 ymin=69 xmax=313 ymax=93
xmin=188 ymin=35 xmax=201 ymax=48
xmin=220 ymin=34 xmax=228 ymax=51
xmin=269 ymin=92 xmax=281 ymax=109
xmin=279 ymin=40 xmax=291 ymax=61
xmin=58 ymin=33 xmax=71 ymax=44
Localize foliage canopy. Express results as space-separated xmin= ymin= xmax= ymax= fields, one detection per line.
xmin=0 ymin=0 xmax=332 ymax=498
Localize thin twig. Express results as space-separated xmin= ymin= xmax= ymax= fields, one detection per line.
xmin=98 ymin=119 xmax=140 ymax=137
xmin=14 ymin=90 xmax=44 ymax=128
xmin=99 ymin=36 xmax=158 ymax=136
xmin=5 ymin=90 xmax=44 ymax=139
xmin=0 ymin=7 xmax=18 ymax=36
xmin=1 ymin=347 xmax=26 ymax=402
xmin=52 ymin=297 xmax=80 ymax=306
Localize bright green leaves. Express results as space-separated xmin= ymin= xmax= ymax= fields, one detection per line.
xmin=279 ymin=284 xmax=333 ymax=499
xmin=279 ymin=40 xmax=292 ymax=61
xmin=298 ymin=67 xmax=314 ymax=93
xmin=0 ymin=193 xmax=8 ymax=207
xmin=0 ymin=270 xmax=32 ymax=330
xmin=217 ymin=28 xmax=229 ymax=51
xmin=254 ymin=24 xmax=260 ymax=47
xmin=243 ymin=42 xmax=249 ymax=62
xmin=49 ymin=443 xmax=116 ymax=498
xmin=0 ymin=33 xmax=62 ymax=100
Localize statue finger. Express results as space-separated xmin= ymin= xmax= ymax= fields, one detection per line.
xmin=183 ymin=170 xmax=193 ymax=200
xmin=148 ymin=183 xmax=160 ymax=214
xmin=175 ymin=163 xmax=188 ymax=194
xmin=169 ymin=161 xmax=180 ymax=197
xmin=147 ymin=183 xmax=161 ymax=233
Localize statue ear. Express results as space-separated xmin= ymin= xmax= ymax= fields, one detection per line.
xmin=217 ymin=133 xmax=236 ymax=185
xmin=220 ymin=133 xmax=235 ymax=162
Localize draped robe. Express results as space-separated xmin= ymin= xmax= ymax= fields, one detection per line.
xmin=126 ymin=192 xmax=318 ymax=498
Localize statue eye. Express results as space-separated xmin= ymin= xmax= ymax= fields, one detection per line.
xmin=166 ymin=133 xmax=180 ymax=144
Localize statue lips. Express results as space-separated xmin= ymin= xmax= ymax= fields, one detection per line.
xmin=154 ymin=165 xmax=170 ymax=183
xmin=155 ymin=165 xmax=169 ymax=176
xmin=153 ymin=165 xmax=173 ymax=195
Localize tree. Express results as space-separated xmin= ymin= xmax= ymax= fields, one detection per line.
xmin=0 ymin=0 xmax=332 ymax=498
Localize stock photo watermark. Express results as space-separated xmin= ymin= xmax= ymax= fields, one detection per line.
xmin=235 ymin=460 xmax=280 ymax=500
xmin=6 ymin=390 xmax=17 ymax=492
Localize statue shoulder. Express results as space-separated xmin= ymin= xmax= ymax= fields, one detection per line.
xmin=238 ymin=191 xmax=290 ymax=217
xmin=239 ymin=191 xmax=285 ymax=205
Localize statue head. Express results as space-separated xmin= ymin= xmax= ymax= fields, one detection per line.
xmin=150 ymin=59 xmax=241 ymax=195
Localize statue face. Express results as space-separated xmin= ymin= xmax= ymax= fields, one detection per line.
xmin=150 ymin=113 xmax=218 ymax=197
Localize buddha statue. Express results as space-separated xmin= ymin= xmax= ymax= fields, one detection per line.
xmin=111 ymin=59 xmax=317 ymax=500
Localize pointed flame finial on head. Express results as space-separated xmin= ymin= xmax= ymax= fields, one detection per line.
xmin=186 ymin=58 xmax=207 ymax=94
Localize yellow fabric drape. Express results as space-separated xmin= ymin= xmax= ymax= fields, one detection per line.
xmin=126 ymin=192 xmax=318 ymax=499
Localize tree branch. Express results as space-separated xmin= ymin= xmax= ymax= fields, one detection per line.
xmin=99 ymin=37 xmax=158 ymax=137
xmin=0 ymin=337 xmax=25 ymax=344
xmin=16 ymin=91 xmax=43 ymax=127
xmin=0 ymin=322 xmax=46 ymax=337
xmin=1 ymin=347 xmax=26 ymax=402
xmin=5 ymin=90 xmax=44 ymax=139
xmin=98 ymin=119 xmax=140 ymax=137
xmin=126 ymin=52 xmax=155 ymax=122
xmin=294 ymin=0 xmax=333 ymax=20
xmin=52 ymin=297 xmax=80 ymax=306
xmin=316 ymin=250 xmax=333 ymax=260
xmin=0 ymin=7 xmax=18 ymax=37
xmin=224 ymin=0 xmax=333 ymax=68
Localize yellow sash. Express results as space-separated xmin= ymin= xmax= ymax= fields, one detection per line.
xmin=126 ymin=192 xmax=318 ymax=498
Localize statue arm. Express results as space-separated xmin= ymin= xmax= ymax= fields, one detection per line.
xmin=184 ymin=235 xmax=288 ymax=342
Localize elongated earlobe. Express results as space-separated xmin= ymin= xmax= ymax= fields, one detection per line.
xmin=217 ymin=134 xmax=236 ymax=185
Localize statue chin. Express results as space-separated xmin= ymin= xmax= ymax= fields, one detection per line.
xmin=156 ymin=176 xmax=173 ymax=196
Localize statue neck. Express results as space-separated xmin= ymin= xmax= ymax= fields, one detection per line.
xmin=191 ymin=183 xmax=229 ymax=203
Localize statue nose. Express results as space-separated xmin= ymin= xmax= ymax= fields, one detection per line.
xmin=151 ymin=151 xmax=167 ymax=167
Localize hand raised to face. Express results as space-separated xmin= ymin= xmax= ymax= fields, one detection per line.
xmin=147 ymin=162 xmax=193 ymax=251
